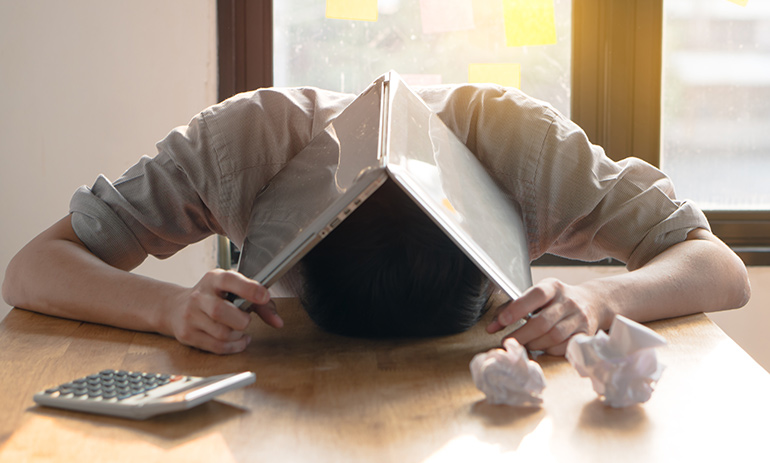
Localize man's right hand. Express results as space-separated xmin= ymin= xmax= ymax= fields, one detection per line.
xmin=165 ymin=269 xmax=283 ymax=354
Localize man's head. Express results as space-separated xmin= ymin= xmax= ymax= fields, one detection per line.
xmin=299 ymin=179 xmax=492 ymax=338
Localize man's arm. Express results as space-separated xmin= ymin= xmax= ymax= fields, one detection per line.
xmin=487 ymin=228 xmax=750 ymax=355
xmin=2 ymin=215 xmax=283 ymax=354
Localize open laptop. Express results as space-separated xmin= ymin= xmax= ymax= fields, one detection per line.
xmin=231 ymin=71 xmax=532 ymax=311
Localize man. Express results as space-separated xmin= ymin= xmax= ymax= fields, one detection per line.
xmin=1 ymin=83 xmax=751 ymax=355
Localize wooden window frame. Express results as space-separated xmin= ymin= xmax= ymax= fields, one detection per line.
xmin=217 ymin=0 xmax=769 ymax=266
xmin=572 ymin=0 xmax=769 ymax=265
xmin=217 ymin=0 xmax=273 ymax=99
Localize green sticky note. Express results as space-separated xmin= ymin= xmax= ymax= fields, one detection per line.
xmin=503 ymin=0 xmax=557 ymax=47
xmin=468 ymin=63 xmax=521 ymax=89
xmin=326 ymin=0 xmax=378 ymax=21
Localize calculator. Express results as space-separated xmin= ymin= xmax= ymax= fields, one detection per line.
xmin=33 ymin=369 xmax=256 ymax=420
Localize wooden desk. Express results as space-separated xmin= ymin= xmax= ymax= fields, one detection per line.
xmin=1 ymin=299 xmax=768 ymax=462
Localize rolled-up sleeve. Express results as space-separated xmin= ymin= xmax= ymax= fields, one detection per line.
xmin=69 ymin=113 xmax=224 ymax=270
xmin=70 ymin=182 xmax=149 ymax=270
xmin=422 ymin=84 xmax=710 ymax=270
xmin=527 ymin=107 xmax=710 ymax=270
xmin=68 ymin=86 xmax=353 ymax=270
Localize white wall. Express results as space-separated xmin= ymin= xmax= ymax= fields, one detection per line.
xmin=0 ymin=1 xmax=218 ymax=318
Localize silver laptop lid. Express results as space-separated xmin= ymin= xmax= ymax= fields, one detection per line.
xmin=382 ymin=71 xmax=532 ymax=299
xmin=235 ymin=71 xmax=531 ymax=309
xmin=235 ymin=78 xmax=388 ymax=298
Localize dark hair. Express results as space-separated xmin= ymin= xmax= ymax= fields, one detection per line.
xmin=299 ymin=179 xmax=492 ymax=338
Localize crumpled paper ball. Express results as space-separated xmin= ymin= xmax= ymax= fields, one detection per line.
xmin=470 ymin=338 xmax=546 ymax=407
xmin=566 ymin=315 xmax=667 ymax=408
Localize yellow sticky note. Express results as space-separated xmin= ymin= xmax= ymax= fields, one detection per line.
xmin=326 ymin=0 xmax=378 ymax=21
xmin=468 ymin=63 xmax=521 ymax=89
xmin=503 ymin=0 xmax=557 ymax=47
xmin=727 ymin=0 xmax=748 ymax=5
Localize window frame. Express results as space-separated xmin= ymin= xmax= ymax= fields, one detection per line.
xmin=217 ymin=0 xmax=273 ymax=97
xmin=217 ymin=0 xmax=769 ymax=266
xmin=572 ymin=0 xmax=769 ymax=265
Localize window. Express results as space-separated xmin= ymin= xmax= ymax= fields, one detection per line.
xmin=218 ymin=0 xmax=769 ymax=264
xmin=662 ymin=0 xmax=770 ymax=211
xmin=272 ymin=0 xmax=572 ymax=118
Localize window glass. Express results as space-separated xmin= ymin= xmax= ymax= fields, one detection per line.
xmin=662 ymin=0 xmax=770 ymax=210
xmin=274 ymin=0 xmax=572 ymax=117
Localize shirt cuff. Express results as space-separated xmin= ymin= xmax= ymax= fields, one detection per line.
xmin=69 ymin=182 xmax=148 ymax=270
xmin=626 ymin=200 xmax=711 ymax=271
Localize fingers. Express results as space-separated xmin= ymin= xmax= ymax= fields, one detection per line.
xmin=170 ymin=269 xmax=282 ymax=355
xmin=192 ymin=288 xmax=251 ymax=332
xmin=173 ymin=299 xmax=252 ymax=355
xmin=178 ymin=328 xmax=251 ymax=355
xmin=251 ymin=299 xmax=284 ymax=328
xmin=540 ymin=339 xmax=571 ymax=357
xmin=489 ymin=279 xmax=597 ymax=356
xmin=509 ymin=311 xmax=589 ymax=352
xmin=207 ymin=269 xmax=284 ymax=328
xmin=206 ymin=269 xmax=271 ymax=307
xmin=486 ymin=283 xmax=558 ymax=333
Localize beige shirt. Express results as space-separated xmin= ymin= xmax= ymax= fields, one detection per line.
xmin=70 ymin=84 xmax=709 ymax=273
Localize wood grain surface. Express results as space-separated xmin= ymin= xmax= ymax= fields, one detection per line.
xmin=1 ymin=299 xmax=768 ymax=462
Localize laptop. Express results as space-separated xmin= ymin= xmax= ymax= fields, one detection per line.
xmin=231 ymin=71 xmax=532 ymax=311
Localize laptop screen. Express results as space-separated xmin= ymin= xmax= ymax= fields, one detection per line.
xmin=383 ymin=73 xmax=532 ymax=299
xmin=235 ymin=71 xmax=531 ymax=307
xmin=236 ymin=81 xmax=386 ymax=289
